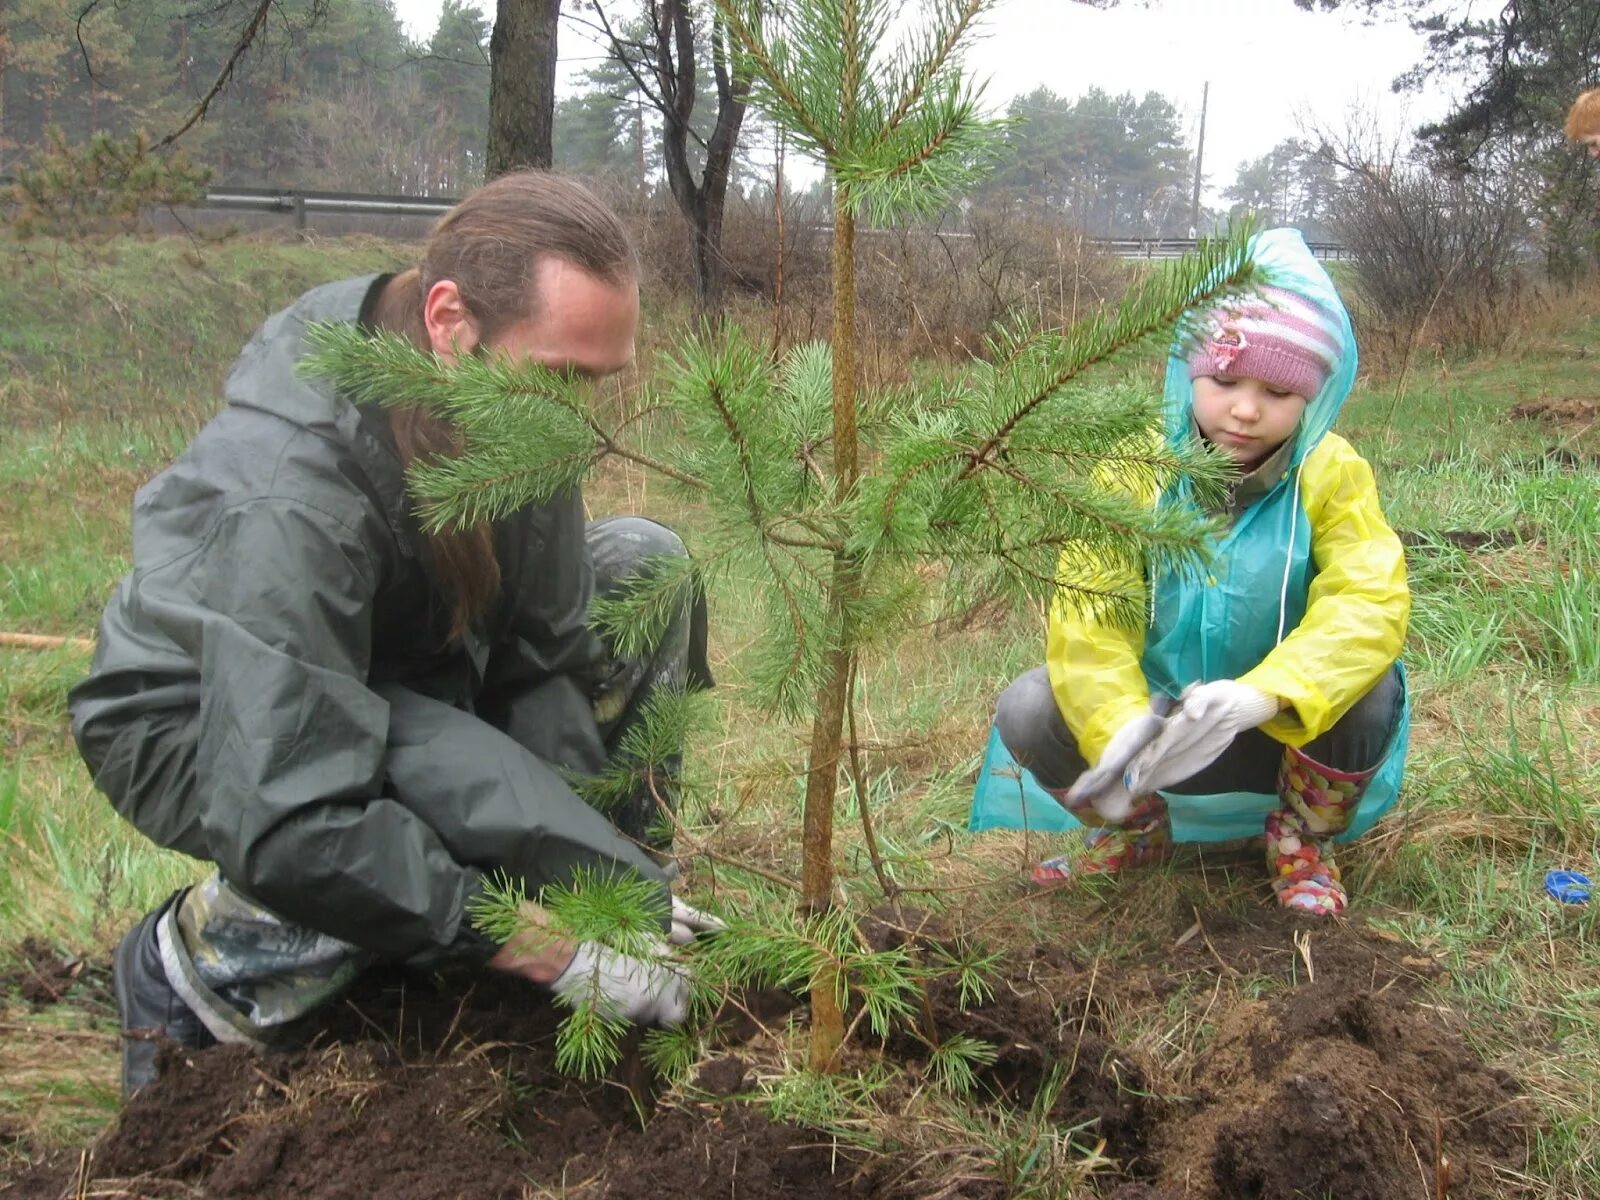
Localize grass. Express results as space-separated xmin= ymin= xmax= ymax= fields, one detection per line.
xmin=2 ymin=234 xmax=1599 ymax=1194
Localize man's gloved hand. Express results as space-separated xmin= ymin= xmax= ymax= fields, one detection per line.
xmin=1062 ymin=695 xmax=1174 ymax=822
xmin=549 ymin=939 xmax=689 ymax=1026
xmin=1123 ymin=680 xmax=1279 ymax=795
xmin=668 ymin=895 xmax=726 ymax=946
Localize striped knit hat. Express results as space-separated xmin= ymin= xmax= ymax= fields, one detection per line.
xmin=1187 ymin=285 xmax=1342 ymax=400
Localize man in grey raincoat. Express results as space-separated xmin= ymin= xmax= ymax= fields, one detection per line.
xmin=69 ymin=171 xmax=715 ymax=1098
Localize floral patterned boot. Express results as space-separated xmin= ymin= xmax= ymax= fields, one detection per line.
xmin=1031 ymin=792 xmax=1172 ymax=890
xmin=1267 ymin=745 xmax=1374 ymax=916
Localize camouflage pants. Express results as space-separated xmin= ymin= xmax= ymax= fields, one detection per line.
xmin=159 ymin=516 xmax=708 ymax=1047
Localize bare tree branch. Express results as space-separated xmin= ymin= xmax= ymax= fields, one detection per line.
xmin=154 ymin=0 xmax=274 ymax=151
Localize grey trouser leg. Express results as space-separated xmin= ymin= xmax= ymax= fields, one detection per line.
xmin=994 ymin=669 xmax=1090 ymax=792
xmin=166 ymin=516 xmax=706 ymax=1041
xmin=586 ymin=516 xmax=708 ymax=846
xmin=994 ymin=665 xmax=1403 ymax=795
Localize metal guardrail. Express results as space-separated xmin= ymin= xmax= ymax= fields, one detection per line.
xmin=184 ymin=185 xmax=1354 ymax=260
xmin=1094 ymin=236 xmax=1353 ymax=262
xmin=202 ymin=185 xmax=458 ymax=223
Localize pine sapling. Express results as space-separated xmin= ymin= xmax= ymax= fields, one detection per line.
xmin=301 ymin=0 xmax=1265 ymax=1083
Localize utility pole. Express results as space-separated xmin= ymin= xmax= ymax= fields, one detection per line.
xmin=1189 ymin=81 xmax=1208 ymax=235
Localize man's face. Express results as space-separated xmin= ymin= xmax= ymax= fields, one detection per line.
xmin=484 ymin=258 xmax=639 ymax=380
xmin=425 ymin=257 xmax=639 ymax=381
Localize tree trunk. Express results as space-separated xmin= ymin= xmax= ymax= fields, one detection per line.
xmin=772 ymin=129 xmax=785 ymax=346
xmin=801 ymin=193 xmax=858 ymax=1071
xmin=686 ymin=194 xmax=724 ymax=312
xmin=654 ymin=0 xmax=746 ymax=314
xmin=487 ymin=0 xmax=560 ymax=177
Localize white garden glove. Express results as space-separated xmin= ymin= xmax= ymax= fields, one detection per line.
xmin=668 ymin=895 xmax=726 ymax=946
xmin=549 ymin=939 xmax=689 ymax=1026
xmin=1123 ymin=680 xmax=1279 ymax=796
xmin=1062 ymin=695 xmax=1174 ymax=822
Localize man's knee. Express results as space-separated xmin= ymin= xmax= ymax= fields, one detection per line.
xmin=590 ymin=516 xmax=686 ymax=575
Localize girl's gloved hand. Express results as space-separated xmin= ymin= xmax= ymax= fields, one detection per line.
xmin=549 ymin=939 xmax=689 ymax=1026
xmin=1063 ymin=696 xmax=1173 ymax=822
xmin=668 ymin=895 xmax=726 ymax=945
xmin=1123 ymin=681 xmax=1279 ymax=795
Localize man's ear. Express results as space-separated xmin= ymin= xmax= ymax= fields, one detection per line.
xmin=423 ymin=279 xmax=480 ymax=362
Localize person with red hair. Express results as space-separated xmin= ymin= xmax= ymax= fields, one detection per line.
xmin=1565 ymin=88 xmax=1600 ymax=158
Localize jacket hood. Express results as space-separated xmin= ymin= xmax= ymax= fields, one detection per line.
xmin=1162 ymin=228 xmax=1358 ymax=470
xmin=222 ymin=274 xmax=381 ymax=434
xmin=218 ymin=273 xmax=419 ymax=552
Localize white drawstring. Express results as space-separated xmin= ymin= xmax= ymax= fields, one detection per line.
xmin=1276 ymin=459 xmax=1305 ymax=646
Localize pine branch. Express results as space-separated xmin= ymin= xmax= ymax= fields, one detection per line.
xmin=713 ymin=0 xmax=837 ymax=155
xmin=837 ymin=83 xmax=1004 ymax=223
xmin=154 ymin=0 xmax=275 ymax=151
xmin=755 ymin=541 xmax=824 ymax=715
xmin=962 ymin=228 xmax=1260 ymax=474
xmin=845 ymin=654 xmax=897 ymax=902
xmin=298 ymin=323 xmax=709 ymax=529
xmin=876 ymin=0 xmax=986 ymax=139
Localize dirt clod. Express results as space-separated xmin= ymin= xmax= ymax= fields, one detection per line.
xmin=1508 ymin=397 xmax=1600 ymax=431
xmin=695 ymin=1054 xmax=750 ymax=1096
xmin=6 ymin=938 xmax=86 ymax=1008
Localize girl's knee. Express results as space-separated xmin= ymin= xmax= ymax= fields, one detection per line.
xmin=994 ymin=669 xmax=1056 ymax=757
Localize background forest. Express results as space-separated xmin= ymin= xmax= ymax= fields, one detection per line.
xmin=2 ymin=0 xmax=1592 ymax=257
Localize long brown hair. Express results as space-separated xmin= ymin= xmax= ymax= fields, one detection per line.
xmin=372 ymin=171 xmax=637 ymax=642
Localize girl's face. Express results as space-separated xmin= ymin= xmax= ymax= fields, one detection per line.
xmin=1192 ymin=374 xmax=1308 ymax=468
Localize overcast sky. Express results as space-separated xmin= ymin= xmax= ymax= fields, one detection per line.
xmin=391 ymin=0 xmax=1455 ymax=203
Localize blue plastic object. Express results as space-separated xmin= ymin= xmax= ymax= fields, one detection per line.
xmin=1545 ymin=869 xmax=1592 ymax=905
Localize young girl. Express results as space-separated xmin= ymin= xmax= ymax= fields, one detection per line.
xmin=994 ymin=227 xmax=1410 ymax=917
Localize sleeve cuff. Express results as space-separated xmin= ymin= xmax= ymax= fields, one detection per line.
xmin=1080 ymin=693 xmax=1152 ymax=765
xmin=1239 ymin=661 xmax=1321 ymax=746
xmin=407 ymin=873 xmax=505 ymax=969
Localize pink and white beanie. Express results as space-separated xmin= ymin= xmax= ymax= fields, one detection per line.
xmin=1187 ymin=285 xmax=1343 ymax=400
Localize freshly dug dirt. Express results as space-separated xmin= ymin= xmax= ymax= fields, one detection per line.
xmin=1397 ymin=526 xmax=1538 ymax=552
xmin=1157 ymin=970 xmax=1525 ymax=1199
xmin=1 ymin=938 xmax=91 ymax=1009
xmin=0 ymin=910 xmax=1534 ymax=1200
xmin=1508 ymin=397 xmax=1600 ymax=431
xmin=1086 ymin=910 xmax=1529 ymax=1199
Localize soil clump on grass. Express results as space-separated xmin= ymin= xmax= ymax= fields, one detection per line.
xmin=1397 ymin=526 xmax=1539 ymax=552
xmin=1133 ymin=911 xmax=1529 ymax=1199
xmin=0 ymin=938 xmax=96 ymax=1010
xmin=1507 ymin=397 xmax=1600 ymax=432
xmin=1 ymin=910 xmax=1531 ymax=1199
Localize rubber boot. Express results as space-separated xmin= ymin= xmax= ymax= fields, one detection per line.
xmin=1266 ymin=745 xmax=1374 ymax=916
xmin=1031 ymin=791 xmax=1172 ymax=890
xmin=112 ymin=890 xmax=216 ymax=1099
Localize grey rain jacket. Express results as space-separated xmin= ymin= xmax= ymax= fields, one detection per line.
xmin=69 ymin=275 xmax=670 ymax=966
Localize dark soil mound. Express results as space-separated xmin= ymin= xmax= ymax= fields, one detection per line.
xmin=1104 ymin=910 xmax=1531 ymax=1199
xmin=1169 ymin=985 xmax=1525 ymax=1200
xmin=0 ymin=910 xmax=1534 ymax=1200
xmin=0 ymin=938 xmax=98 ymax=1010
xmin=4 ymin=969 xmax=855 ymax=1200
xmin=1508 ymin=397 xmax=1600 ymax=432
